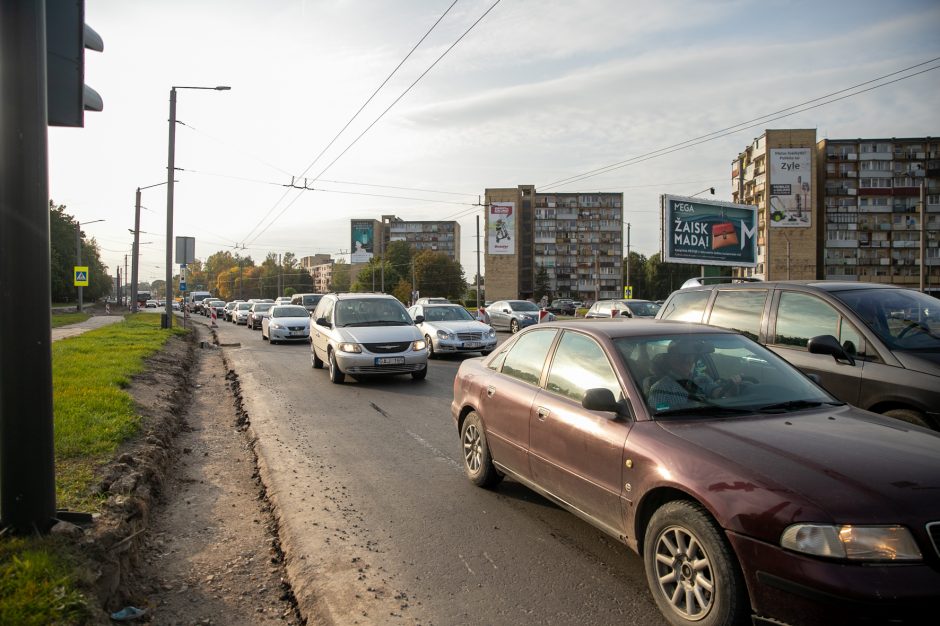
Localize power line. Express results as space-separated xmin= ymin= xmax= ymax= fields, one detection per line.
xmin=540 ymin=57 xmax=940 ymax=191
xmin=240 ymin=0 xmax=460 ymax=245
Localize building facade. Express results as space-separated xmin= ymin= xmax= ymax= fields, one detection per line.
xmin=484 ymin=185 xmax=623 ymax=302
xmin=309 ymin=261 xmax=332 ymax=293
xmin=817 ymin=137 xmax=939 ymax=292
xmin=382 ymin=216 xmax=460 ymax=263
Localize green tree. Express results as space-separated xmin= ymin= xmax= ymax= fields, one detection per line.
xmin=623 ymin=251 xmax=649 ymax=299
xmin=392 ymin=278 xmax=412 ymax=305
xmin=534 ymin=265 xmax=551 ymax=303
xmin=413 ymin=250 xmax=465 ymax=302
xmin=49 ymin=202 xmax=109 ymax=302
xmin=331 ymin=260 xmax=350 ymax=291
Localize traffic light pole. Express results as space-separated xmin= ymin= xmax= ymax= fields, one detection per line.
xmin=0 ymin=0 xmax=58 ymax=533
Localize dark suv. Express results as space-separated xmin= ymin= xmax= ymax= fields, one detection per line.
xmin=657 ymin=280 xmax=940 ymax=430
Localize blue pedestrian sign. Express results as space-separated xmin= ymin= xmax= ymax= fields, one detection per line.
xmin=179 ymin=280 xmax=187 ymax=292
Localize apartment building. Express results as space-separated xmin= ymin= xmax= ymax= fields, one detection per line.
xmin=300 ymin=254 xmax=333 ymax=293
xmin=484 ymin=185 xmax=623 ymax=302
xmin=817 ymin=137 xmax=939 ymax=291
xmin=382 ymin=215 xmax=460 ymax=264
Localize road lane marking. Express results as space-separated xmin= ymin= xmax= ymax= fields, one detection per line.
xmin=458 ymin=553 xmax=474 ymax=575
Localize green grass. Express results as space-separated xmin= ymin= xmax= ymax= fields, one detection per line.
xmin=50 ymin=313 xmax=91 ymax=328
xmin=0 ymin=315 xmax=186 ymax=623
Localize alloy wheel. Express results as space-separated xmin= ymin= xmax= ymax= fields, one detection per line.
xmin=652 ymin=524 xmax=715 ymax=621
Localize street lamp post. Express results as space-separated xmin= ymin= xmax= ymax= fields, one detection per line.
xmin=75 ymin=218 xmax=104 ymax=312
xmin=133 ymin=182 xmax=168 ymax=312
xmin=165 ymin=85 xmax=230 ymax=328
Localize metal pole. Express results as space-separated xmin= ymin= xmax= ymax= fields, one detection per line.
xmin=920 ymin=181 xmax=926 ymax=293
xmin=380 ymin=225 xmax=385 ymax=293
xmin=75 ymin=221 xmax=83 ymax=311
xmin=124 ymin=254 xmax=128 ymax=307
xmin=165 ymin=88 xmax=177 ymax=328
xmin=0 ymin=0 xmax=57 ymax=533
xmin=132 ymin=187 xmax=141 ymax=312
xmin=476 ymin=215 xmax=481 ymax=311
xmin=625 ymin=222 xmax=631 ymax=296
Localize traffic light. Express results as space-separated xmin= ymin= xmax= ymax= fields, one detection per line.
xmin=46 ymin=0 xmax=103 ymax=127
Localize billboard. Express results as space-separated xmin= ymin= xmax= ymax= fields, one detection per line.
xmin=488 ymin=202 xmax=515 ymax=255
xmin=351 ymin=221 xmax=374 ymax=263
xmin=661 ymin=194 xmax=758 ymax=267
xmin=769 ymin=148 xmax=812 ymax=227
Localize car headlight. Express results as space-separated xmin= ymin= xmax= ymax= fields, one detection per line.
xmin=337 ymin=342 xmax=361 ymax=353
xmin=780 ymin=524 xmax=922 ymax=561
xmin=270 ymin=322 xmax=284 ymax=329
xmin=412 ymin=339 xmax=427 ymax=351
xmin=487 ymin=328 xmax=496 ymax=338
xmin=436 ymin=330 xmax=452 ymax=340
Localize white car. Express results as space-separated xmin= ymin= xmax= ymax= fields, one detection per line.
xmin=274 ymin=296 xmax=292 ymax=305
xmin=232 ymin=302 xmax=252 ymax=325
xmin=262 ymin=305 xmax=311 ymax=344
xmin=408 ymin=304 xmax=497 ymax=357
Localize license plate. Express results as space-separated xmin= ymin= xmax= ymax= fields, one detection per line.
xmin=290 ymin=331 xmax=305 ymax=336
xmin=462 ymin=342 xmax=482 ymax=349
xmin=375 ymin=357 xmax=405 ymax=366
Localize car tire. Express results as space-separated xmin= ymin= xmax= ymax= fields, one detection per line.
xmin=262 ymin=328 xmax=268 ymax=341
xmin=411 ymin=365 xmax=427 ymax=381
xmin=312 ymin=348 xmax=323 ymax=369
xmin=644 ymin=501 xmax=748 ymax=626
xmin=328 ymin=349 xmax=345 ymax=384
xmin=883 ymin=408 xmax=930 ymax=429
xmin=481 ymin=349 xmax=493 ymax=356
xmin=460 ymin=411 xmax=502 ymax=488
xmin=425 ymin=335 xmax=435 ymax=359
xmin=510 ymin=319 xmax=519 ymax=334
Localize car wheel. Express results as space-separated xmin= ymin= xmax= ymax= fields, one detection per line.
xmin=411 ymin=365 xmax=427 ymax=380
xmin=510 ymin=319 xmax=519 ymax=334
xmin=460 ymin=411 xmax=502 ymax=488
xmin=312 ymin=347 xmax=323 ymax=369
xmin=425 ymin=335 xmax=435 ymax=359
xmin=644 ymin=501 xmax=748 ymax=626
xmin=328 ymin=349 xmax=345 ymax=384
xmin=883 ymin=408 xmax=930 ymax=429
xmin=481 ymin=349 xmax=493 ymax=356
xmin=262 ymin=328 xmax=268 ymax=340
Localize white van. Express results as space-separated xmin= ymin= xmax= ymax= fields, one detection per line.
xmin=187 ymin=291 xmax=213 ymax=312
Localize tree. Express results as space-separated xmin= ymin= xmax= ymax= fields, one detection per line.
xmin=49 ymin=201 xmax=109 ymax=302
xmin=534 ymin=265 xmax=551 ymax=303
xmin=391 ymin=278 xmax=412 ymax=305
xmin=623 ymin=251 xmax=650 ymax=299
xmin=413 ymin=250 xmax=465 ymax=302
xmin=331 ymin=260 xmax=350 ymax=292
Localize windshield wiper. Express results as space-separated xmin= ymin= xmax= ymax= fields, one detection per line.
xmin=653 ymin=405 xmax=753 ymax=418
xmin=756 ymin=400 xmax=841 ymax=413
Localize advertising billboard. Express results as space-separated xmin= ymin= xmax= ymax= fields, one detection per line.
xmin=488 ymin=202 xmax=515 ymax=255
xmin=350 ymin=221 xmax=374 ymax=263
xmin=662 ymin=194 xmax=758 ymax=267
xmin=769 ymin=148 xmax=812 ymax=227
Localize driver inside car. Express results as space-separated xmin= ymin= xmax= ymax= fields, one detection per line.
xmin=648 ymin=338 xmax=742 ymax=410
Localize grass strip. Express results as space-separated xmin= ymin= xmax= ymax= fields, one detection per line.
xmin=50 ymin=313 xmax=91 ymax=328
xmin=0 ymin=537 xmax=91 ymax=625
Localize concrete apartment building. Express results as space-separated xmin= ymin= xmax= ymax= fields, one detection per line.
xmin=383 ymin=215 xmax=460 ymax=264
xmin=300 ymin=254 xmax=332 ymax=293
xmin=732 ymin=130 xmax=940 ymax=292
xmin=484 ymin=185 xmax=623 ymax=302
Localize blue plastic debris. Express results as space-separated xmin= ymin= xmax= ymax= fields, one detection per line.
xmin=110 ymin=606 xmax=147 ymax=621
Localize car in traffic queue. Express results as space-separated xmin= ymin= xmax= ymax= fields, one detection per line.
xmin=232 ymin=301 xmax=252 ymax=325
xmin=486 ymin=300 xmax=542 ymax=333
xmin=223 ymin=301 xmax=238 ymax=321
xmin=310 ymin=293 xmax=427 ymax=384
xmin=450 ymin=319 xmax=940 ymax=626
xmin=656 ymin=279 xmax=940 ymax=430
xmin=291 ymin=293 xmax=324 ymax=314
xmin=586 ymin=299 xmax=661 ymax=319
xmin=274 ymin=296 xmax=292 ymax=306
xmin=261 ymin=304 xmax=311 ymax=344
xmin=206 ymin=300 xmax=227 ymax=319
xmin=548 ymin=298 xmax=576 ymax=316
xmin=247 ymin=302 xmax=274 ymax=330
xmin=145 ymin=300 xmax=158 ymax=309
xmin=407 ymin=303 xmax=497 ymax=357
xmin=414 ymin=297 xmax=451 ymax=305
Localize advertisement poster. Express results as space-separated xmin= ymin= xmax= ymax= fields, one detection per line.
xmin=350 ymin=221 xmax=374 ymax=263
xmin=769 ymin=148 xmax=812 ymax=227
xmin=661 ymin=195 xmax=758 ymax=267
xmin=488 ymin=202 xmax=515 ymax=255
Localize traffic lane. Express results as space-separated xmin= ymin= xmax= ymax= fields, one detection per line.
xmin=221 ymin=322 xmax=663 ymax=625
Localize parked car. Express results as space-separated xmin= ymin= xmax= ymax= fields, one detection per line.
xmin=310 ymin=293 xmax=428 ymax=383
xmin=548 ymin=298 xmax=576 ymax=316
xmin=586 ymin=299 xmax=661 ymax=319
xmin=451 ymin=319 xmax=940 ymax=626
xmin=408 ymin=303 xmax=497 ymax=357
xmin=262 ymin=305 xmax=311 ymax=344
xmin=486 ymin=300 xmax=542 ymax=333
xmin=232 ymin=301 xmax=252 ymax=325
xmin=247 ymin=302 xmax=274 ymax=329
xmin=145 ymin=300 xmax=158 ymax=309
xmin=291 ymin=293 xmax=324 ymax=313
xmin=657 ymin=280 xmax=940 ymax=430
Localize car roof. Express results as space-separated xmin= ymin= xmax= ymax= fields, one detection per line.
xmin=333 ymin=292 xmax=399 ymax=300
xmin=677 ymin=280 xmax=910 ymax=294
xmin=530 ymin=318 xmax=739 ymax=340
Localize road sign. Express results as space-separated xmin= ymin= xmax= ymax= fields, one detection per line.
xmin=74 ymin=266 xmax=89 ymax=286
xmin=179 ymin=281 xmax=187 ymax=292
xmin=623 ymin=285 xmax=633 ymax=299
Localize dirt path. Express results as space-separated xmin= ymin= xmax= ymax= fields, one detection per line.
xmin=121 ymin=329 xmax=303 ymax=625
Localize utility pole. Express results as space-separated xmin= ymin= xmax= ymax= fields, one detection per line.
xmin=594 ymin=254 xmax=599 ymax=303
xmin=124 ymin=254 xmax=128 ymax=307
xmin=476 ymin=215 xmax=481 ymax=311
xmin=116 ymin=267 xmax=121 ymax=307
xmin=75 ymin=222 xmax=82 ymax=311
xmin=625 ymin=222 xmax=631 ymax=297
xmin=380 ymin=225 xmax=385 ymax=293
xmin=920 ymin=181 xmax=926 ymax=292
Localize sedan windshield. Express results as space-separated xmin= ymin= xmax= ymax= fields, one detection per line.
xmin=423 ymin=306 xmax=474 ymax=322
xmin=509 ymin=301 xmax=539 ymax=312
xmin=625 ymin=301 xmax=661 ymax=317
xmin=335 ymin=299 xmax=411 ymax=326
xmin=833 ymin=288 xmax=940 ymax=350
xmin=253 ymin=303 xmax=273 ymax=312
xmin=614 ymin=333 xmax=835 ymax=418
xmin=272 ymin=306 xmax=308 ymax=318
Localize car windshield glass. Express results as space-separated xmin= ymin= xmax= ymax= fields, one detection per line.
xmin=302 ymin=295 xmax=322 ymax=306
xmin=273 ymin=306 xmax=307 ymax=318
xmin=626 ymin=301 xmax=661 ymax=317
xmin=833 ymin=288 xmax=940 ymax=350
xmin=335 ymin=299 xmax=411 ymax=326
xmin=237 ymin=303 xmax=251 ymax=310
xmin=424 ymin=306 xmax=474 ymax=322
xmin=509 ymin=301 xmax=539 ymax=312
xmin=613 ymin=333 xmax=833 ymax=419
xmin=254 ymin=304 xmax=273 ymax=312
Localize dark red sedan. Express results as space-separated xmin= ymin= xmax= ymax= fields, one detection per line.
xmin=451 ymin=319 xmax=940 ymax=625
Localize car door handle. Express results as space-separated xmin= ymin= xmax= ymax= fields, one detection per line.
xmin=486 ymin=385 xmax=496 ymax=398
xmin=537 ymin=406 xmax=550 ymax=421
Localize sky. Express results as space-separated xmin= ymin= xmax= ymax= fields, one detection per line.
xmin=49 ymin=0 xmax=940 ymax=287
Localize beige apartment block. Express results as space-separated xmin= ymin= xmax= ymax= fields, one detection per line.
xmin=732 ymin=129 xmax=819 ymax=280
xmin=484 ymin=185 xmax=623 ymax=302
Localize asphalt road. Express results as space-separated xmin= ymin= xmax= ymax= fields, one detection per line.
xmin=209 ymin=315 xmax=665 ymax=625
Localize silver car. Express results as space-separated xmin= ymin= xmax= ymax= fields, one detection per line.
xmin=232 ymin=302 xmax=252 ymax=325
xmin=248 ymin=302 xmax=274 ymax=330
xmin=408 ymin=304 xmax=496 ymax=357
xmin=262 ymin=305 xmax=311 ymax=344
xmin=310 ymin=293 xmax=428 ymax=384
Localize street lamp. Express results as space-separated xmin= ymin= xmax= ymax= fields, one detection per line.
xmin=133 ymin=182 xmax=169 ymax=312
xmin=75 ymin=218 xmax=105 ymax=312
xmin=165 ymin=85 xmax=230 ymax=328
xmin=691 ymin=187 xmax=716 ymax=198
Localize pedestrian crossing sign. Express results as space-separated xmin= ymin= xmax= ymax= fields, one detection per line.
xmin=74 ymin=266 xmax=89 ymax=286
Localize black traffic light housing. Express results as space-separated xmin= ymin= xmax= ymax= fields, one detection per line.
xmin=46 ymin=0 xmax=103 ymax=127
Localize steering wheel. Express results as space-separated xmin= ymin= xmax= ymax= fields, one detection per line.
xmin=896 ymin=321 xmax=923 ymax=339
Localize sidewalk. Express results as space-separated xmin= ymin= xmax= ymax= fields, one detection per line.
xmin=51 ymin=314 xmax=125 ymax=341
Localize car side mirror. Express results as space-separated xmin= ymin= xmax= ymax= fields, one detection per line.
xmin=502 ymin=309 xmax=510 ymax=314
xmin=315 ymin=317 xmax=330 ymax=327
xmin=582 ymin=388 xmax=631 ymax=419
xmin=415 ymin=315 xmax=425 ymax=324
xmin=807 ymin=334 xmax=855 ymax=366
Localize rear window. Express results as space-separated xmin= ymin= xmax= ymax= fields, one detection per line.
xmin=659 ymin=290 xmax=710 ymax=322
xmin=303 ymin=295 xmax=322 ymax=306
xmin=707 ymin=290 xmax=767 ymax=341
